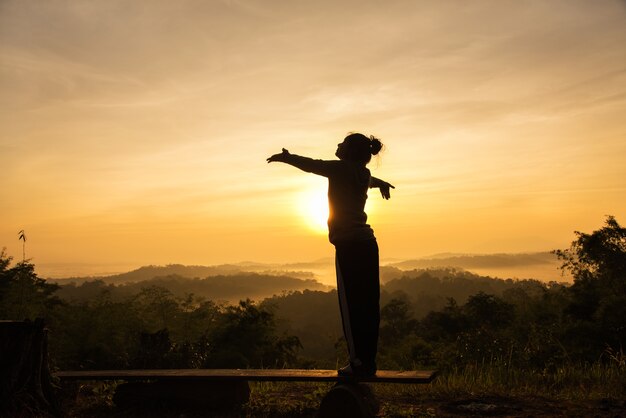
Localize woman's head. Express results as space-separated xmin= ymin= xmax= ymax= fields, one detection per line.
xmin=336 ymin=133 xmax=383 ymax=164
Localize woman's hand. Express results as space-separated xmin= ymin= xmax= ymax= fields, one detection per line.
xmin=370 ymin=176 xmax=395 ymax=199
xmin=267 ymin=148 xmax=290 ymax=163
xmin=378 ymin=181 xmax=395 ymax=200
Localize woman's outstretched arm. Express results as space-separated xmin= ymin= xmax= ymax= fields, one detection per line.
xmin=370 ymin=176 xmax=395 ymax=200
xmin=267 ymin=148 xmax=335 ymax=177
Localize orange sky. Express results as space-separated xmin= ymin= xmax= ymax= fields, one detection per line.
xmin=1 ymin=1 xmax=625 ymax=277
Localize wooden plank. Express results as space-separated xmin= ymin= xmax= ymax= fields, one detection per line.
xmin=55 ymin=369 xmax=437 ymax=384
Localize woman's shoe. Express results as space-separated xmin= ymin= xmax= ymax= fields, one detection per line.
xmin=337 ymin=363 xmax=376 ymax=378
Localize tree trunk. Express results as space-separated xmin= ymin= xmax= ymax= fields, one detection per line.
xmin=0 ymin=319 xmax=58 ymax=417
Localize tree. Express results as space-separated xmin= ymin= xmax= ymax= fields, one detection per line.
xmin=18 ymin=230 xmax=26 ymax=262
xmin=133 ymin=285 xmax=180 ymax=331
xmin=555 ymin=215 xmax=626 ymax=297
xmin=0 ymin=249 xmax=61 ymax=320
xmin=463 ymin=292 xmax=514 ymax=330
xmin=554 ymin=216 xmax=626 ymax=359
xmin=380 ymin=297 xmax=416 ymax=342
xmin=206 ymin=299 xmax=302 ymax=368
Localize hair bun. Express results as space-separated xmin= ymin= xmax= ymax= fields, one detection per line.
xmin=369 ymin=136 xmax=383 ymax=155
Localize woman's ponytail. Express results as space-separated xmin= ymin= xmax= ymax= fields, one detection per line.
xmin=369 ymin=136 xmax=383 ymax=156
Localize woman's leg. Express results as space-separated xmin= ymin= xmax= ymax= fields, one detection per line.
xmin=335 ymin=239 xmax=380 ymax=372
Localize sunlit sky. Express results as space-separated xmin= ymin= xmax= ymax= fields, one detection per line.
xmin=1 ymin=0 xmax=625 ymax=277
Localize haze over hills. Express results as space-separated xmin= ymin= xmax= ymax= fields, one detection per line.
xmin=45 ymin=251 xmax=570 ymax=297
xmin=386 ymin=251 xmax=569 ymax=283
xmin=46 ymin=262 xmax=334 ymax=304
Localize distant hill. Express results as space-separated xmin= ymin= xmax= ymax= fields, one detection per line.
xmin=387 ymin=252 xmax=569 ymax=282
xmin=56 ymin=272 xmax=331 ymax=304
xmin=382 ymin=269 xmax=526 ymax=317
xmin=390 ymin=252 xmax=556 ymax=269
xmin=50 ymin=263 xmax=317 ymax=285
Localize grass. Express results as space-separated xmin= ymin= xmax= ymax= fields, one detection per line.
xmin=420 ymin=361 xmax=626 ymax=399
xmin=373 ymin=362 xmax=626 ymax=417
xmin=245 ymin=381 xmax=330 ymax=417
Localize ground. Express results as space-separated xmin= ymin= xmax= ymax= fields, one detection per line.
xmin=57 ymin=381 xmax=626 ymax=418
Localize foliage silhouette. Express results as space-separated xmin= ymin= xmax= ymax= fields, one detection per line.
xmin=554 ymin=215 xmax=626 ymax=361
xmin=0 ymin=249 xmax=61 ymax=320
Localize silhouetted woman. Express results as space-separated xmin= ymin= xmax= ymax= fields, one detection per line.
xmin=267 ymin=133 xmax=394 ymax=377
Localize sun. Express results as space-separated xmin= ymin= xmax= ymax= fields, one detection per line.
xmin=297 ymin=182 xmax=329 ymax=234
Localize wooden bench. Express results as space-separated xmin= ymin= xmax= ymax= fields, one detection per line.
xmin=56 ymin=368 xmax=438 ymax=417
xmin=55 ymin=368 xmax=436 ymax=383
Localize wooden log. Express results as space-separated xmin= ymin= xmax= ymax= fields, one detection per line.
xmin=0 ymin=319 xmax=59 ymax=417
xmin=318 ymin=383 xmax=379 ymax=418
xmin=113 ymin=380 xmax=250 ymax=410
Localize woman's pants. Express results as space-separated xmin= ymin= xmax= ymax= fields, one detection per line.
xmin=334 ymin=238 xmax=380 ymax=369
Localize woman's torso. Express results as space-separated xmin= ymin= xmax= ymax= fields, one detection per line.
xmin=326 ymin=161 xmax=375 ymax=245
